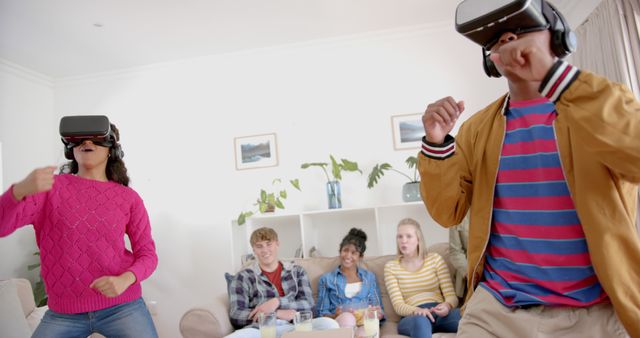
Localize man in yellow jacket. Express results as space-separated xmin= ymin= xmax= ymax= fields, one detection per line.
xmin=418 ymin=0 xmax=640 ymax=337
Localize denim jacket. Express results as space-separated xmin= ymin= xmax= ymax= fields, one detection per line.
xmin=316 ymin=265 xmax=384 ymax=318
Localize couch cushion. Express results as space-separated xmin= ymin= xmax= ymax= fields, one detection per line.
xmin=26 ymin=305 xmax=47 ymax=332
xmin=381 ymin=319 xmax=406 ymax=338
xmin=224 ymin=273 xmax=234 ymax=293
xmin=360 ymin=255 xmax=399 ymax=323
xmin=292 ymin=256 xmax=340 ymax=299
xmin=381 ymin=321 xmax=456 ymax=338
xmin=427 ymin=243 xmax=453 ymax=277
xmin=0 ymin=279 xmax=33 ymax=337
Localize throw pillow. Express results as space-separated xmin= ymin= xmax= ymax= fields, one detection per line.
xmin=224 ymin=273 xmax=234 ymax=294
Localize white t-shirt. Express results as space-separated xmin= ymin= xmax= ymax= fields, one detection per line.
xmin=345 ymin=282 xmax=362 ymax=298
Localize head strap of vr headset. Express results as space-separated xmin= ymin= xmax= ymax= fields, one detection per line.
xmin=483 ymin=0 xmax=576 ymax=77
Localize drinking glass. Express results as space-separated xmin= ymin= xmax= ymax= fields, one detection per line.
xmin=363 ymin=308 xmax=379 ymax=338
xmin=294 ymin=310 xmax=313 ymax=332
xmin=341 ymin=301 xmax=367 ymax=326
xmin=367 ymin=293 xmax=380 ymax=308
xmin=259 ymin=312 xmax=276 ymax=338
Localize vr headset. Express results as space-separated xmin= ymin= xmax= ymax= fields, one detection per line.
xmin=455 ymin=0 xmax=577 ymax=77
xmin=59 ymin=115 xmax=123 ymax=160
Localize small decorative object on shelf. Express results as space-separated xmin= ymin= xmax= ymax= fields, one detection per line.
xmin=237 ymin=178 xmax=301 ymax=225
xmin=301 ymin=155 xmax=362 ymax=209
xmin=367 ymin=155 xmax=421 ymax=202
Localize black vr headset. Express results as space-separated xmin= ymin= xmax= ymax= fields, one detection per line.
xmin=59 ymin=115 xmax=124 ymax=160
xmin=455 ymin=0 xmax=577 ymax=77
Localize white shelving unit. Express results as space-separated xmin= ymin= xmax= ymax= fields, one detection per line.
xmin=230 ymin=201 xmax=448 ymax=271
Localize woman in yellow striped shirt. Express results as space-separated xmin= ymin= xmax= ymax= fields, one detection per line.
xmin=384 ymin=218 xmax=461 ymax=338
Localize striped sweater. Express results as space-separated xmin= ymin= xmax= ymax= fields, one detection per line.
xmin=480 ymin=97 xmax=609 ymax=307
xmin=384 ymin=253 xmax=457 ymax=316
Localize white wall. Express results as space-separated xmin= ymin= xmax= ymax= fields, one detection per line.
xmin=0 ymin=59 xmax=56 ymax=283
xmin=1 ymin=23 xmax=506 ymax=337
xmin=52 ymin=23 xmax=507 ymax=337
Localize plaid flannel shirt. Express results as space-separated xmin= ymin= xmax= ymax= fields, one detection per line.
xmin=228 ymin=260 xmax=315 ymax=329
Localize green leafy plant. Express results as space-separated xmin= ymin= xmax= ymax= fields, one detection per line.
xmin=301 ymin=155 xmax=362 ymax=182
xmin=237 ymin=178 xmax=301 ymax=225
xmin=367 ymin=155 xmax=418 ymax=188
xmin=27 ymin=251 xmax=47 ymax=307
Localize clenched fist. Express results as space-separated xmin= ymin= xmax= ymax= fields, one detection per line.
xmin=422 ymin=97 xmax=465 ymax=144
xmin=90 ymin=272 xmax=136 ymax=298
xmin=12 ymin=166 xmax=57 ymax=201
xmin=489 ymin=31 xmax=555 ymax=82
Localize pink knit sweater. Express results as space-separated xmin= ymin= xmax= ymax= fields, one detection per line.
xmin=0 ymin=174 xmax=158 ymax=314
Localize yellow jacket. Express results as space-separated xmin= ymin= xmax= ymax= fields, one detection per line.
xmin=418 ymin=63 xmax=640 ymax=336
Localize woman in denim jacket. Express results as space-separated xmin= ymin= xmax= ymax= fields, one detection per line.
xmin=316 ymin=228 xmax=385 ymax=336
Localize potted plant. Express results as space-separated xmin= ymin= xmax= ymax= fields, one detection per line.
xmin=367 ymin=155 xmax=421 ymax=202
xmin=237 ymin=178 xmax=301 ymax=225
xmin=27 ymin=251 xmax=47 ymax=306
xmin=301 ymin=155 xmax=362 ymax=209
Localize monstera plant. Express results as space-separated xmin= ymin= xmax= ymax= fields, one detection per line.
xmin=367 ymin=155 xmax=421 ymax=202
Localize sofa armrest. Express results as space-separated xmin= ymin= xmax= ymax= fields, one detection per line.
xmin=13 ymin=278 xmax=36 ymax=318
xmin=180 ymin=294 xmax=233 ymax=338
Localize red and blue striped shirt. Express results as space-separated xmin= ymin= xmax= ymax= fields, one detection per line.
xmin=480 ymin=97 xmax=609 ymax=307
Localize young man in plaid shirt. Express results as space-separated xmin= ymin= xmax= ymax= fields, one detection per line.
xmin=226 ymin=227 xmax=339 ymax=338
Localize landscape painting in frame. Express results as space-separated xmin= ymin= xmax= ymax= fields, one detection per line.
xmin=234 ymin=133 xmax=279 ymax=170
xmin=391 ymin=113 xmax=424 ymax=150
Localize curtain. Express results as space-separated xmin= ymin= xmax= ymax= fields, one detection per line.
xmin=569 ymin=0 xmax=640 ymax=234
xmin=570 ymin=0 xmax=640 ymax=97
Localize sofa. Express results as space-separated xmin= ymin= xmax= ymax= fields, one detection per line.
xmin=180 ymin=243 xmax=458 ymax=338
xmin=0 ymin=278 xmax=162 ymax=338
xmin=0 ymin=278 xmax=45 ymax=338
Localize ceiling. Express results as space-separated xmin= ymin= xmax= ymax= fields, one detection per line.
xmin=0 ymin=0 xmax=600 ymax=79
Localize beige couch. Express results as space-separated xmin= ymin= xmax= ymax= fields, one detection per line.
xmin=180 ymin=243 xmax=457 ymax=338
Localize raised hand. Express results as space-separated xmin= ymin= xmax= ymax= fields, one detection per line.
xmin=12 ymin=166 xmax=57 ymax=201
xmin=90 ymin=271 xmax=136 ymax=298
xmin=489 ymin=31 xmax=555 ymax=82
xmin=422 ymin=97 xmax=465 ymax=144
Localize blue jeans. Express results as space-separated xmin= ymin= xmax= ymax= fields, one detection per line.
xmin=31 ymin=298 xmax=158 ymax=338
xmin=226 ymin=317 xmax=339 ymax=338
xmin=397 ymin=302 xmax=461 ymax=338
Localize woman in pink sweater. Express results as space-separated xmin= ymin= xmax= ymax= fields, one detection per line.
xmin=0 ymin=120 xmax=158 ymax=338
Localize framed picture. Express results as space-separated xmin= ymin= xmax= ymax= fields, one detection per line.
xmin=234 ymin=133 xmax=279 ymax=170
xmin=391 ymin=113 xmax=424 ymax=150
